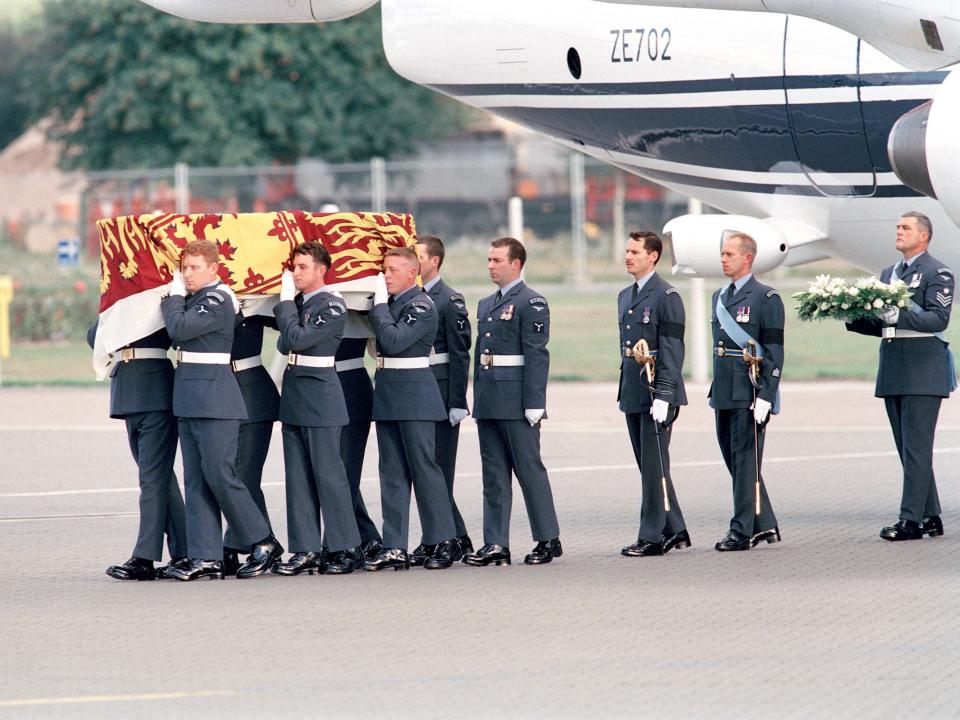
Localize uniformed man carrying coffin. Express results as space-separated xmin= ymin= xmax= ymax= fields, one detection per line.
xmin=409 ymin=235 xmax=475 ymax=566
xmin=160 ymin=240 xmax=281 ymax=581
xmin=846 ymin=212 xmax=955 ymax=541
xmin=617 ymin=231 xmax=690 ymax=557
xmin=365 ymin=246 xmax=460 ymax=571
xmin=88 ymin=323 xmax=187 ymax=581
xmin=710 ymin=232 xmax=783 ymax=552
xmin=271 ymin=242 xmax=364 ymax=575
xmin=463 ymin=237 xmax=562 ymax=567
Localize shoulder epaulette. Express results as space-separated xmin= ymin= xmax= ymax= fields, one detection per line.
xmin=449 ymin=293 xmax=465 ymax=303
xmin=205 ymin=290 xmax=225 ymax=303
xmin=766 ymin=290 xmax=779 ymax=298
xmin=529 ymin=296 xmax=548 ymax=305
xmin=938 ymin=267 xmax=952 ymax=275
xmin=665 ymin=287 xmax=679 ymax=295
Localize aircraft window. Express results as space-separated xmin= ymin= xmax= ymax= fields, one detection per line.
xmin=567 ymin=48 xmax=582 ymax=80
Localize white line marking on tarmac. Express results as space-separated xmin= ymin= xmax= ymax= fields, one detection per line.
xmin=0 ymin=690 xmax=234 ymax=707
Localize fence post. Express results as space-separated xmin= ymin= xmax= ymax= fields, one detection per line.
xmin=370 ymin=157 xmax=387 ymax=211
xmin=570 ymin=152 xmax=588 ymax=287
xmin=687 ymin=198 xmax=709 ymax=383
xmin=508 ymin=196 xmax=524 ymax=242
xmin=611 ymin=169 xmax=625 ymax=262
xmin=174 ymin=162 xmax=190 ymax=214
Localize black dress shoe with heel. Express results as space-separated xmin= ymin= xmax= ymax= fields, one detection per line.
xmin=223 ymin=549 xmax=243 ymax=577
xmin=525 ymin=539 xmax=562 ymax=565
xmin=237 ymin=535 xmax=284 ymax=579
xmin=621 ymin=540 xmax=663 ymax=557
xmin=463 ymin=544 xmax=511 ymax=567
xmin=360 ymin=539 xmax=384 ymax=562
xmin=155 ymin=557 xmax=188 ymax=580
xmin=272 ymin=551 xmax=324 ymax=576
xmin=424 ymin=539 xmax=459 ymax=570
xmin=457 ymin=535 xmax=474 ymax=557
xmin=105 ymin=557 xmax=156 ymax=581
xmin=751 ymin=527 xmax=781 ymax=547
xmin=922 ymin=516 xmax=944 ymax=537
xmin=364 ymin=548 xmax=410 ymax=571
xmin=662 ymin=530 xmax=692 ymax=554
xmin=170 ymin=559 xmax=225 ymax=581
xmin=325 ymin=547 xmax=364 ymax=574
xmin=714 ymin=529 xmax=751 ymax=552
xmin=880 ymin=519 xmax=923 ymax=541
xmin=409 ymin=544 xmax=436 ymax=568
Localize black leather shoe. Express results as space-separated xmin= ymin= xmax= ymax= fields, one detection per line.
xmin=457 ymin=534 xmax=474 ymax=557
xmin=880 ymin=519 xmax=923 ymax=541
xmin=409 ymin=543 xmax=436 ymax=567
xmin=714 ymin=529 xmax=751 ymax=552
xmin=237 ymin=535 xmax=283 ymax=579
xmin=662 ymin=530 xmax=692 ymax=554
xmin=621 ymin=540 xmax=663 ymax=557
xmin=272 ymin=551 xmax=324 ymax=576
xmin=922 ymin=516 xmax=944 ymax=537
xmin=463 ymin=544 xmax=511 ymax=567
xmin=105 ymin=557 xmax=155 ymax=581
xmin=525 ymin=539 xmax=562 ymax=565
xmin=361 ymin=538 xmax=384 ymax=561
xmin=751 ymin=527 xmax=781 ymax=547
xmin=364 ymin=548 xmax=410 ymax=571
xmin=223 ymin=549 xmax=242 ymax=577
xmin=325 ymin=547 xmax=364 ymax=575
xmin=170 ymin=559 xmax=225 ymax=581
xmin=155 ymin=557 xmax=188 ymax=580
xmin=424 ymin=539 xmax=458 ymax=570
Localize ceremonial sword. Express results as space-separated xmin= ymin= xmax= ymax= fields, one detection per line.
xmin=632 ymin=338 xmax=673 ymax=513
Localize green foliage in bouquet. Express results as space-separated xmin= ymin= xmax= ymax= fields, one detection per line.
xmin=794 ymin=275 xmax=912 ymax=322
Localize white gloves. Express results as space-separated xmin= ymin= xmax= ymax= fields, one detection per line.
xmin=754 ymin=398 xmax=772 ymax=425
xmin=650 ymin=399 xmax=669 ymax=424
xmin=881 ymin=307 xmax=900 ymax=325
xmin=280 ymin=270 xmax=296 ymax=302
xmin=448 ymin=408 xmax=469 ymax=427
xmin=525 ymin=409 xmax=545 ymax=427
xmin=169 ymin=270 xmax=186 ymax=297
xmin=374 ymin=272 xmax=388 ymax=306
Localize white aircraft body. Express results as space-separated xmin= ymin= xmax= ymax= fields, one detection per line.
xmin=137 ymin=0 xmax=960 ymax=277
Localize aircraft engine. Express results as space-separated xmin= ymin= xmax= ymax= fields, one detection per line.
xmin=664 ymin=214 xmax=788 ymax=278
xmin=137 ymin=0 xmax=379 ymax=23
xmin=888 ymin=68 xmax=960 ymax=228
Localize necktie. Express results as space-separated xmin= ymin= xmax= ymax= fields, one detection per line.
xmin=631 ymin=283 xmax=638 ymax=302
xmin=387 ymin=295 xmax=395 ymax=306
xmin=897 ymin=261 xmax=908 ymax=279
xmin=294 ymin=294 xmax=304 ymax=311
xmin=725 ymin=283 xmax=736 ymax=304
xmin=495 ymin=290 xmax=503 ymax=304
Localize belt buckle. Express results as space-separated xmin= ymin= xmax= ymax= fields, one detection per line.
xmin=882 ymin=327 xmax=896 ymax=339
xmin=121 ymin=348 xmax=135 ymax=363
xmin=231 ymin=360 xmax=240 ymax=372
xmin=175 ymin=350 xmax=183 ymax=363
xmin=287 ymin=353 xmax=297 ymax=367
xmin=376 ymin=356 xmax=385 ymax=370
xmin=716 ymin=346 xmax=726 ymax=358
xmin=623 ymin=347 xmax=632 ymax=358
xmin=480 ymin=354 xmax=493 ymax=367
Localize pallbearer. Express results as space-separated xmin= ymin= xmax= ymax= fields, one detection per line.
xmin=617 ymin=231 xmax=689 ymax=557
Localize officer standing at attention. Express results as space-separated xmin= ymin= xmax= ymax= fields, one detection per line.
xmin=271 ymin=242 xmax=364 ymax=575
xmin=161 ymin=240 xmax=281 ymax=581
xmin=409 ymin=234 xmax=474 ymax=566
xmin=335 ymin=315 xmax=384 ymax=561
xmin=846 ymin=212 xmax=954 ymax=541
xmin=463 ymin=237 xmax=562 ymax=567
xmin=617 ymin=231 xmax=690 ymax=557
xmin=710 ymin=232 xmax=784 ymax=552
xmin=88 ymin=323 xmax=187 ymax=580
xmin=365 ymin=246 xmax=460 ymax=571
xmin=221 ymin=309 xmax=279 ymax=575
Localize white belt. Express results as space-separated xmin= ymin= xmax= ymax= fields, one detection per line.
xmin=882 ymin=328 xmax=937 ymax=339
xmin=288 ymin=353 xmax=336 ymax=368
xmin=231 ymin=356 xmax=262 ymax=373
xmin=336 ymin=357 xmax=365 ymax=372
xmin=479 ymin=354 xmax=525 ymax=367
xmin=176 ymin=351 xmax=231 ymax=365
xmin=429 ymin=352 xmax=450 ymax=365
xmin=115 ymin=348 xmax=168 ymax=362
xmin=376 ymin=356 xmax=430 ymax=370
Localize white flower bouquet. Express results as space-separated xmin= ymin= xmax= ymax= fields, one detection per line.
xmin=794 ymin=274 xmax=912 ymax=322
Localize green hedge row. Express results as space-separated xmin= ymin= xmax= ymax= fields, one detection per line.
xmin=8 ymin=282 xmax=100 ymax=342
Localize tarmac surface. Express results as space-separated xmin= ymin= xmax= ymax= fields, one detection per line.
xmin=1 ymin=382 xmax=959 ymax=719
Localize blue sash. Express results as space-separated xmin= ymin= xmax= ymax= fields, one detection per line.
xmin=891 ymin=265 xmax=957 ymax=392
xmin=716 ymin=293 xmax=781 ymax=414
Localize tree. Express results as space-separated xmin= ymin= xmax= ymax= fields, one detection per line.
xmin=26 ymin=0 xmax=470 ymax=170
xmin=0 ymin=22 xmax=32 ymax=149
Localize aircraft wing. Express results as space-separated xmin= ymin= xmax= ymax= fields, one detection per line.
xmin=598 ymin=0 xmax=960 ymax=71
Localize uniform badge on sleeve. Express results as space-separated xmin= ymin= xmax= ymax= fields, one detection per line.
xmin=456 ymin=319 xmax=466 ymax=331
xmin=404 ymin=313 xmax=418 ymax=325
xmin=500 ymin=305 xmax=515 ymax=321
xmin=936 ymin=289 xmax=952 ymax=307
xmin=533 ymin=321 xmax=546 ymax=333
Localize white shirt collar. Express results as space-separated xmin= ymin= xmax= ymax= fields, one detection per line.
xmin=423 ymin=276 xmax=441 ymax=293
xmin=634 ymin=270 xmax=655 ymax=294
xmin=498 ymin=277 xmax=523 ymax=295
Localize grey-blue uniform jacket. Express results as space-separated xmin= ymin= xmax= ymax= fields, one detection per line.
xmin=846 ymin=252 xmax=954 ymax=398
xmin=709 ymin=276 xmax=784 ymax=410
xmin=232 ymin=314 xmax=280 ymax=424
xmin=274 ymin=291 xmax=350 ymax=427
xmin=473 ymin=281 xmax=550 ymax=420
xmin=617 ymin=272 xmax=687 ymax=414
xmin=161 ymin=284 xmax=247 ymax=420
xmin=88 ymin=324 xmax=174 ymax=418
xmin=426 ymin=279 xmax=471 ymax=411
xmin=368 ymin=285 xmax=447 ymax=422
